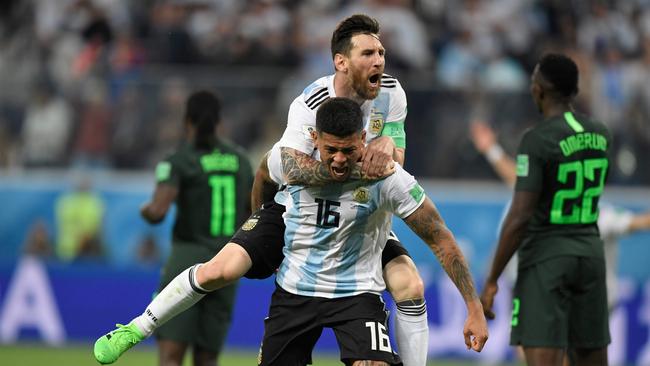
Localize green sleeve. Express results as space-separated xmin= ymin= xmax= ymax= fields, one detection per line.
xmin=515 ymin=130 xmax=543 ymax=192
xmin=381 ymin=118 xmax=406 ymax=149
xmin=155 ymin=155 xmax=181 ymax=187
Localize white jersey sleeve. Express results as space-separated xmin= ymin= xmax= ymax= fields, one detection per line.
xmin=380 ymin=164 xmax=426 ymax=218
xmin=598 ymin=203 xmax=634 ymax=241
xmin=383 ymin=75 xmax=408 ymax=124
xmin=266 ymin=96 xmax=320 ymax=186
xmin=267 ymin=142 xmax=284 ymax=186
xmin=269 ymin=77 xmax=332 ymax=185
xmin=277 ymin=95 xmax=318 ymax=155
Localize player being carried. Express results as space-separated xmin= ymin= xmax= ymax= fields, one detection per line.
xmin=95 ymin=14 xmax=429 ymax=366
xmin=258 ymin=97 xmax=488 ymax=364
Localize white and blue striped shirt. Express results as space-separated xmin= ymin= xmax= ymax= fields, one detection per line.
xmin=267 ymin=73 xmax=407 ymax=185
xmin=276 ymin=164 xmax=425 ymax=299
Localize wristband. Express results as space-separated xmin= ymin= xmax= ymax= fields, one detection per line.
xmin=485 ymin=144 xmax=504 ymax=164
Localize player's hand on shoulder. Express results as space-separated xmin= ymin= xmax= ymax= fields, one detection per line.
xmin=362 ymin=136 xmax=395 ymax=178
xmin=356 ymin=159 xmax=395 ymax=181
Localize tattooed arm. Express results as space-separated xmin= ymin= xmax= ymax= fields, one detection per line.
xmin=404 ymin=197 xmax=477 ymax=302
xmin=404 ymin=197 xmax=488 ymax=352
xmin=280 ymin=147 xmax=365 ymax=186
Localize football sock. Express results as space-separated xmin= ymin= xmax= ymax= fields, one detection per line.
xmin=394 ymin=298 xmax=428 ymax=366
xmin=132 ymin=264 xmax=209 ymax=336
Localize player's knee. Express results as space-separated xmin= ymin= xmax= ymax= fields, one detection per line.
xmin=402 ymin=276 xmax=425 ymax=301
xmin=197 ymin=261 xmax=237 ymax=290
xmin=351 ymin=360 xmax=389 ymax=366
xmin=199 ymin=244 xmax=251 ymax=290
xmin=389 ymin=272 xmax=424 ymax=302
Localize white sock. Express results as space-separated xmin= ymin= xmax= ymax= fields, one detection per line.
xmin=394 ymin=299 xmax=428 ymax=366
xmin=132 ymin=264 xmax=209 ymax=336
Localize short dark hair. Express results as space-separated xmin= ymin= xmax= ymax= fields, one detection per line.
xmin=331 ymin=14 xmax=380 ymax=59
xmin=538 ymin=53 xmax=579 ymax=98
xmin=185 ymin=90 xmax=221 ymax=150
xmin=316 ymin=97 xmax=363 ymax=137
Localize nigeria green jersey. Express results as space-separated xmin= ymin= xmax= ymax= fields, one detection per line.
xmin=514 ymin=111 xmax=611 ymax=268
xmin=155 ymin=140 xmax=253 ymax=251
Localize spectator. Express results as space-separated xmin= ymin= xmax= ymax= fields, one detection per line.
xmin=72 ymin=78 xmax=112 ymax=169
xmin=55 ymin=174 xmax=105 ymax=262
xmin=20 ymin=80 xmax=73 ymax=167
xmin=135 ymin=234 xmax=161 ymax=267
xmin=23 ymin=219 xmax=54 ymax=259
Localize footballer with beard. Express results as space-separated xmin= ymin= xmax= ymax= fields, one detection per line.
xmin=94 ymin=14 xmax=430 ymax=366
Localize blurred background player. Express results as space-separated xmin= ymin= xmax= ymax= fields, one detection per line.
xmin=94 ymin=90 xmax=253 ymax=366
xmin=480 ymin=53 xmax=612 ymax=365
xmin=470 ymin=118 xmax=650 ymax=309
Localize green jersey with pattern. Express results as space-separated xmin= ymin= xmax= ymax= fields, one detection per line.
xmin=155 ymin=140 xmax=253 ymax=251
xmin=514 ymin=111 xmax=611 ymax=268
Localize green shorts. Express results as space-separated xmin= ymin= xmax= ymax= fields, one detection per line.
xmin=154 ymin=242 xmax=238 ymax=353
xmin=510 ymin=256 xmax=610 ymax=348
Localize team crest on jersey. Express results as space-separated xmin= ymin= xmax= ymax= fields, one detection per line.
xmin=369 ymin=109 xmax=384 ymax=134
xmin=302 ymin=125 xmax=315 ymax=140
xmin=242 ymin=218 xmax=259 ymax=231
xmin=352 ymin=187 xmax=371 ymax=203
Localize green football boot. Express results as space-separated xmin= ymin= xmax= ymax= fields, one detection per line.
xmin=93 ymin=322 xmax=145 ymax=364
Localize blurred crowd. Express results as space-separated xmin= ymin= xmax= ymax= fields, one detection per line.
xmin=0 ymin=0 xmax=649 ymax=184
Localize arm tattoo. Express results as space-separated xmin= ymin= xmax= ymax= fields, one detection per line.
xmin=281 ymin=147 xmax=362 ymax=186
xmin=406 ymin=203 xmax=479 ymax=302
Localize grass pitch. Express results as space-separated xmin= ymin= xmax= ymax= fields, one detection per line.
xmin=0 ymin=344 xmax=521 ymax=365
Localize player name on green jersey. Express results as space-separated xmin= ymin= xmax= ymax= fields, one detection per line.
xmin=200 ymin=150 xmax=239 ymax=172
xmin=559 ymin=132 xmax=607 ymax=157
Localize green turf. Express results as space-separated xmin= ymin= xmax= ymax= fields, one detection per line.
xmin=0 ymin=344 xmax=521 ymax=365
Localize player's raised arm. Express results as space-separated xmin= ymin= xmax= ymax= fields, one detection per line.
xmin=469 ymin=120 xmax=517 ymax=187
xmin=403 ymin=197 xmax=488 ymax=352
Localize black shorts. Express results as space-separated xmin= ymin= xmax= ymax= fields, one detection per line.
xmin=259 ymin=284 xmax=402 ymax=366
xmin=231 ymin=203 xmax=411 ymax=280
xmin=510 ymin=256 xmax=610 ymax=348
xmin=230 ymin=201 xmax=286 ymax=279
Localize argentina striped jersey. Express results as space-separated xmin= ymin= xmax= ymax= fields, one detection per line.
xmin=276 ymin=164 xmax=425 ymax=298
xmin=267 ymin=73 xmax=407 ymax=185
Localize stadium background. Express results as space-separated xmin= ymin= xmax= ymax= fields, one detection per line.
xmin=1 ymin=1 xmax=650 ymax=365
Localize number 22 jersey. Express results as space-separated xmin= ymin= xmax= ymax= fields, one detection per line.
xmin=514 ymin=111 xmax=611 ymax=268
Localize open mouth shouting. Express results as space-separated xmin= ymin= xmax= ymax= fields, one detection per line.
xmin=330 ymin=164 xmax=349 ymax=181
xmin=368 ymin=73 xmax=381 ymax=90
